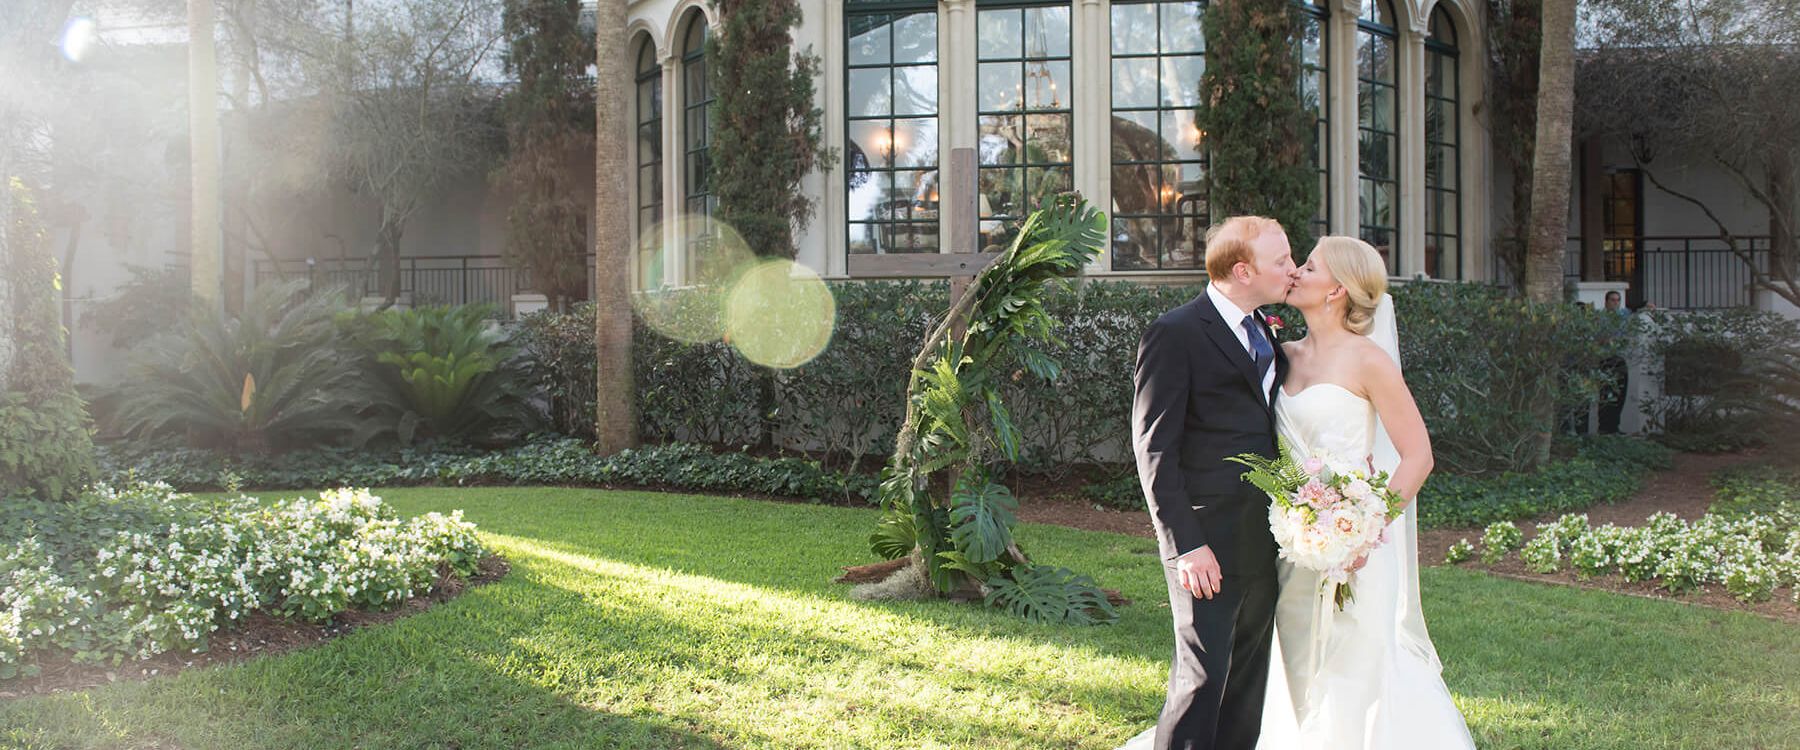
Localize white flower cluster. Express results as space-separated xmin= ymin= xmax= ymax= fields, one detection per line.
xmin=0 ymin=484 xmax=484 ymax=678
xmin=1501 ymin=510 xmax=1800 ymax=604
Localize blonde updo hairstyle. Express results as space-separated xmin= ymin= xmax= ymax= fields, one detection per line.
xmin=1311 ymin=236 xmax=1387 ymax=336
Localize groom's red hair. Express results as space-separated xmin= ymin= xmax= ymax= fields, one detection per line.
xmin=1204 ymin=216 xmax=1284 ymax=281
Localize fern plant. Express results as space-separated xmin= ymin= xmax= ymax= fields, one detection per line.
xmin=866 ymin=194 xmax=1118 ymax=625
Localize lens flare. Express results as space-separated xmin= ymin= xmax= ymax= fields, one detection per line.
xmin=60 ymin=18 xmax=98 ymax=64
xmin=631 ymin=214 xmax=757 ymax=344
xmin=724 ymin=259 xmax=836 ymax=370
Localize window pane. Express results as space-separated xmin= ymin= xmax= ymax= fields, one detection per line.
xmin=1025 ymin=6 xmax=1071 ymax=58
xmin=849 ymin=68 xmax=892 ymax=117
xmin=849 ymin=120 xmax=894 ymax=167
xmin=1160 ymin=109 xmax=1201 ymax=161
xmin=1111 ymin=110 xmax=1162 ymax=161
xmin=1111 ymin=4 xmax=1156 ymax=55
xmin=894 ymin=12 xmax=937 ymax=63
xmin=894 ymin=65 xmax=938 ymax=116
xmin=978 ymin=8 xmax=1022 ymax=58
xmin=979 ymin=115 xmax=1021 ymax=165
xmin=850 ymin=16 xmax=891 ymax=65
xmin=1026 ymin=113 xmax=1072 ymax=162
xmin=979 ymin=62 xmax=1021 ymax=112
xmin=1160 ymin=2 xmax=1204 ymax=54
xmin=1026 ymin=60 xmax=1070 ymax=109
xmin=1113 ymin=57 xmax=1160 ymax=109
xmin=894 ymin=117 xmax=938 ymax=168
xmin=1113 ymin=163 xmax=1161 ymax=216
xmin=1160 ymin=55 xmax=1204 ymax=108
xmin=1112 ymin=217 xmax=1158 ymax=270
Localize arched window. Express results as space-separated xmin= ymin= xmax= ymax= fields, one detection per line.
xmin=1356 ymin=0 xmax=1399 ymax=274
xmin=635 ymin=38 xmax=663 ymax=289
xmin=1108 ymin=0 xmax=1205 ymax=271
xmin=680 ymin=15 xmax=714 ymax=274
xmin=1297 ymin=0 xmax=1329 ymax=242
xmin=976 ymin=1 xmax=1073 ymax=252
xmin=1424 ymin=6 xmax=1461 ymax=279
xmin=846 ymin=0 xmax=940 ymax=255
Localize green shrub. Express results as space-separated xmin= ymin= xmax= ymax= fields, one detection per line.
xmin=95 ymin=437 xmax=879 ymax=505
xmin=513 ymin=305 xmax=600 ymax=438
xmin=1417 ymin=437 xmax=1670 ymax=529
xmin=1444 ymin=538 xmax=1474 ymax=564
xmin=1480 ymin=521 xmax=1524 ymax=564
xmin=0 ymin=179 xmax=95 ymax=501
xmin=1638 ymin=307 xmax=1800 ymax=452
xmin=1392 ymin=282 xmax=1632 ymax=476
xmin=340 ymin=304 xmax=541 ymax=445
xmin=108 ymin=281 xmax=378 ymax=454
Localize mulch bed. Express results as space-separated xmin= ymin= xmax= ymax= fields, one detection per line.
xmin=0 ymin=554 xmax=511 ymax=700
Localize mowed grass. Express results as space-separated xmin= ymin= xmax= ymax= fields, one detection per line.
xmin=1 ymin=487 xmax=1795 ymax=750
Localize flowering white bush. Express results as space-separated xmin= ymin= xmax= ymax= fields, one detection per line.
xmin=1480 ymin=521 xmax=1524 ymax=565
xmin=0 ymin=483 xmax=484 ymax=678
xmin=1497 ymin=507 xmax=1796 ymax=606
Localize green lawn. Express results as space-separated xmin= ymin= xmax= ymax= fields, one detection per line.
xmin=2 ymin=487 xmax=1796 ymax=750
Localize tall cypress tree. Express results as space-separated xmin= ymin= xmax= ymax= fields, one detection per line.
xmin=497 ymin=0 xmax=595 ymax=310
xmin=1196 ymin=0 xmax=1320 ymax=254
xmin=708 ymin=0 xmax=834 ymax=259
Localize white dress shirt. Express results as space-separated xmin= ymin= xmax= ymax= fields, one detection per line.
xmin=1206 ymin=283 xmax=1276 ymax=403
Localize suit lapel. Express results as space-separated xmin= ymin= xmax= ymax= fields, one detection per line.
xmin=1195 ymin=294 xmax=1267 ymax=409
xmin=1267 ymin=316 xmax=1289 ymax=406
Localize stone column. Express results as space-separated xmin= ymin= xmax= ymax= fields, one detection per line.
xmin=1330 ymin=0 xmax=1360 ymax=238
xmin=940 ymin=0 xmax=979 ymax=258
xmin=660 ymin=55 xmax=682 ymax=286
xmin=1399 ymin=15 xmax=1427 ymax=277
xmin=1075 ymin=0 xmax=1108 ymax=273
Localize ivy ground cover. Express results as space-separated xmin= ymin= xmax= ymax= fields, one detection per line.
xmin=3 ymin=487 xmax=1796 ymax=749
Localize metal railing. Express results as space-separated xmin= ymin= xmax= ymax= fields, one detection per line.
xmin=1490 ymin=235 xmax=1773 ymax=309
xmin=252 ymin=255 xmax=596 ymax=312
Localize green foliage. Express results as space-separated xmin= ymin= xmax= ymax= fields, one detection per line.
xmin=870 ymin=195 xmax=1117 ymax=624
xmin=77 ymin=264 xmax=191 ymax=349
xmin=709 ymin=0 xmax=834 ymax=258
xmin=1417 ymin=436 xmax=1672 ymax=529
xmin=341 ymin=305 xmax=541 ymax=445
xmin=983 ymin=565 xmax=1118 ymax=626
xmin=0 ymin=179 xmax=95 ymax=501
xmin=1196 ymin=0 xmax=1320 ymax=254
xmin=1393 ymin=282 xmax=1632 ymax=475
xmin=1636 ymin=307 xmax=1800 ymax=452
xmin=95 ymin=437 xmax=879 ymax=504
xmin=1480 ymin=521 xmax=1524 ymax=564
xmin=496 ymin=0 xmax=594 ymax=306
xmin=1444 ymin=538 xmax=1475 ymax=564
xmin=513 ymin=306 xmax=599 ymax=438
xmin=108 ymin=281 xmax=377 ymax=454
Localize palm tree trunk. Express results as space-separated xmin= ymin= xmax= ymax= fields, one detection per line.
xmin=1523 ymin=0 xmax=1577 ymax=466
xmin=1524 ymin=0 xmax=1575 ymax=305
xmin=594 ymin=0 xmax=638 ymax=455
xmin=189 ymin=0 xmax=223 ymax=311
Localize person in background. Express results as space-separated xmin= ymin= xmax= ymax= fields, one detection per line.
xmin=1598 ymin=290 xmax=1632 ymax=434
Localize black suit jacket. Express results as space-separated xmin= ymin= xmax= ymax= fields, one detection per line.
xmin=1131 ymin=291 xmax=1288 ymax=578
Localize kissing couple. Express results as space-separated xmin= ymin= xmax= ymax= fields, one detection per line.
xmin=1124 ymin=216 xmax=1476 ymax=750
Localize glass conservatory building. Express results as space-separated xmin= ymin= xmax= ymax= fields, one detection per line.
xmin=622 ymin=0 xmax=1488 ymax=284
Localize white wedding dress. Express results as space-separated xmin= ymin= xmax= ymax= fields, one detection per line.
xmin=1255 ymin=295 xmax=1474 ymax=749
xmin=1120 ymin=297 xmax=1472 ymax=750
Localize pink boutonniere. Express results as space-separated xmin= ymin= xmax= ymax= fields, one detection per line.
xmin=1265 ymin=314 xmax=1285 ymax=334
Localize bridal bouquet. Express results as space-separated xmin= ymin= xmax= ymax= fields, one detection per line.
xmin=1228 ymin=441 xmax=1407 ymax=609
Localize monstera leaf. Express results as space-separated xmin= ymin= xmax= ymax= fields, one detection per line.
xmin=949 ymin=474 xmax=1018 ymax=564
xmin=984 ymin=565 xmax=1118 ymax=626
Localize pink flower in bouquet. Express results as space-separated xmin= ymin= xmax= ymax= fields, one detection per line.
xmin=1297 ymin=479 xmax=1340 ymax=510
xmin=1302 ymin=457 xmax=1325 ymax=475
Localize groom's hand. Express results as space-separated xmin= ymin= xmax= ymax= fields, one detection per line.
xmin=1176 ymin=546 xmax=1222 ymax=600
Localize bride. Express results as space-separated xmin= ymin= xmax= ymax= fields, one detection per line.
xmin=1256 ymin=236 xmax=1474 ymax=748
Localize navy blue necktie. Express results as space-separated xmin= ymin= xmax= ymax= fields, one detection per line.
xmin=1242 ymin=314 xmax=1274 ymax=385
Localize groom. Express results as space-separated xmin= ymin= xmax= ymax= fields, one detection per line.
xmin=1132 ymin=216 xmax=1295 ymax=750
